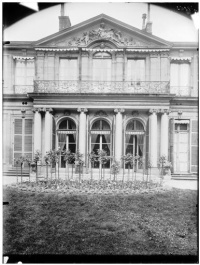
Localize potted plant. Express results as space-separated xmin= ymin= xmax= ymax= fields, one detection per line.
xmin=121 ymin=153 xmax=133 ymax=182
xmin=88 ymin=151 xmax=97 ymax=182
xmin=75 ymin=150 xmax=84 ymax=184
xmin=111 ymin=160 xmax=120 ymax=181
xmin=33 ymin=150 xmax=42 ymax=183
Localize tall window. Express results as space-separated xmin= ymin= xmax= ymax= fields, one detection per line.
xmin=91 ymin=119 xmax=111 ymax=168
xmin=14 ymin=119 xmax=33 ymax=167
xmin=57 ymin=119 xmax=76 ymax=168
xmin=15 ymin=59 xmax=35 ymax=85
xmin=170 ymin=62 xmax=190 ymax=86
xmin=125 ymin=120 xmax=144 ymax=169
xmin=93 ymin=52 xmax=112 ymax=81
xmin=127 ymin=59 xmax=145 ymax=81
xmin=59 ymin=58 xmax=78 ymax=80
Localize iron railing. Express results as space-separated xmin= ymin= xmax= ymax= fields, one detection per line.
xmin=170 ymin=86 xmax=192 ymax=96
xmin=33 ymin=80 xmax=170 ymax=94
xmin=14 ymin=85 xmax=34 ymax=94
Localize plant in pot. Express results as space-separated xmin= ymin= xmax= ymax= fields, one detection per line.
xmin=33 ymin=150 xmax=42 ymax=184
xmin=75 ymin=150 xmax=84 ymax=185
xmin=121 ymin=153 xmax=133 ymax=182
xmin=111 ymin=160 xmax=120 ymax=182
xmin=88 ymin=151 xmax=97 ymax=182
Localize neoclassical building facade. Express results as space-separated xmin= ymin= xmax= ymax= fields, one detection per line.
xmin=3 ymin=12 xmax=198 ymax=176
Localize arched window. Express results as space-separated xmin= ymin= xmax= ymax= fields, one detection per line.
xmin=93 ymin=52 xmax=112 ymax=81
xmin=57 ymin=118 xmax=76 ymax=168
xmin=91 ymin=119 xmax=111 ymax=168
xmin=125 ymin=120 xmax=145 ymax=169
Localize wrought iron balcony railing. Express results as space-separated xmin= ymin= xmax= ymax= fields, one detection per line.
xmin=170 ymin=86 xmax=192 ymax=96
xmin=33 ymin=80 xmax=170 ymax=94
xmin=14 ymin=85 xmax=34 ymax=94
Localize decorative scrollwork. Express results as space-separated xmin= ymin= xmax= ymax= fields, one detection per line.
xmin=34 ymin=80 xmax=170 ymax=94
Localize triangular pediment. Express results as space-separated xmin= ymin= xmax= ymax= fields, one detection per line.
xmin=34 ymin=14 xmax=172 ymax=49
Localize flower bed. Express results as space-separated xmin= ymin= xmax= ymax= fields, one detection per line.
xmin=9 ymin=179 xmax=163 ymax=195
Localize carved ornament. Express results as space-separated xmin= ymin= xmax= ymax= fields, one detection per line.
xmin=95 ymin=110 xmax=108 ymax=117
xmin=114 ymin=108 xmax=125 ymax=114
xmin=77 ymin=108 xmax=88 ymax=113
xmin=56 ymin=23 xmax=147 ymax=47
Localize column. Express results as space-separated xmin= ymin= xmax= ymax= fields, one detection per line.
xmin=114 ymin=108 xmax=124 ymax=162
xmin=44 ymin=108 xmax=53 ymax=154
xmin=160 ymin=109 xmax=170 ymax=157
xmin=149 ymin=109 xmax=158 ymax=167
xmin=77 ymin=108 xmax=88 ymax=163
xmin=33 ymin=108 xmax=42 ymax=152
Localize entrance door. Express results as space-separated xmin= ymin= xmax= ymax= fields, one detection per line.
xmin=90 ymin=119 xmax=111 ymax=169
xmin=125 ymin=120 xmax=144 ymax=170
xmin=174 ymin=123 xmax=189 ymax=173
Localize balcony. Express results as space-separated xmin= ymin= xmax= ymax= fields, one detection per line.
xmin=14 ymin=85 xmax=34 ymax=94
xmin=170 ymin=86 xmax=192 ymax=96
xmin=33 ymin=80 xmax=170 ymax=94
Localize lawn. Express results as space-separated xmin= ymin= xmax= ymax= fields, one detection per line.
xmin=3 ymin=185 xmax=198 ymax=262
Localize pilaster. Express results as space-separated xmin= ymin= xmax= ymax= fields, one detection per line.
xmin=160 ymin=109 xmax=171 ymax=158
xmin=77 ymin=108 xmax=88 ymax=164
xmin=149 ymin=109 xmax=158 ymax=168
xmin=114 ymin=108 xmax=125 ymax=162
xmin=32 ymin=108 xmax=42 ymax=152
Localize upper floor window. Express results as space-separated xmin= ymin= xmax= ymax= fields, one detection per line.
xmin=59 ymin=58 xmax=78 ymax=80
xmin=15 ymin=59 xmax=35 ymax=86
xmin=127 ymin=59 xmax=145 ymax=82
xmin=93 ymin=52 xmax=112 ymax=81
xmin=170 ymin=62 xmax=190 ymax=87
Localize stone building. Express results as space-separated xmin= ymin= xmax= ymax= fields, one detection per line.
xmin=3 ymin=6 xmax=198 ymax=177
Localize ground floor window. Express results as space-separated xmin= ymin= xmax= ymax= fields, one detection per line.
xmin=90 ymin=119 xmax=111 ymax=168
xmin=57 ymin=118 xmax=76 ymax=168
xmin=13 ymin=118 xmax=33 ymax=167
xmin=174 ymin=120 xmax=189 ymax=173
xmin=125 ymin=119 xmax=144 ymax=169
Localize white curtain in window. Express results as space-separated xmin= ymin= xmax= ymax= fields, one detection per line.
xmin=26 ymin=60 xmax=35 ymax=85
xmin=170 ymin=63 xmax=179 ymax=86
xmin=127 ymin=59 xmax=145 ymax=81
xmin=93 ymin=58 xmax=112 ymax=81
xmin=180 ymin=63 xmax=190 ymax=86
xmin=15 ymin=60 xmax=25 ymax=85
xmin=59 ymin=59 xmax=78 ymax=80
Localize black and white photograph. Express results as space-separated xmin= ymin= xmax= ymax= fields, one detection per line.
xmin=2 ymin=2 xmax=198 ymax=263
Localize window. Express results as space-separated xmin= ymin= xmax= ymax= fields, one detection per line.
xmin=57 ymin=119 xmax=77 ymax=168
xmin=14 ymin=119 xmax=33 ymax=167
xmin=59 ymin=58 xmax=78 ymax=80
xmin=125 ymin=120 xmax=144 ymax=169
xmin=93 ymin=52 xmax=112 ymax=81
xmin=15 ymin=60 xmax=35 ymax=85
xmin=91 ymin=119 xmax=111 ymax=168
xmin=170 ymin=62 xmax=190 ymax=87
xmin=127 ymin=59 xmax=145 ymax=82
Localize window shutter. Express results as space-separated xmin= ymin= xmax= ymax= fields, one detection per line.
xmin=169 ymin=118 xmax=174 ymax=173
xmin=25 ymin=119 xmax=32 ymax=134
xmin=14 ymin=119 xmax=22 ymax=134
xmin=14 ymin=135 xmax=22 ymax=151
xmin=191 ymin=120 xmax=198 ymax=173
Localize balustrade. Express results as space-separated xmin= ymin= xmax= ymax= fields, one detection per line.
xmin=33 ymin=80 xmax=170 ymax=94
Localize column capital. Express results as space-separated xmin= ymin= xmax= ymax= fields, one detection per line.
xmin=160 ymin=109 xmax=171 ymax=115
xmin=114 ymin=108 xmax=125 ymax=114
xmin=77 ymin=108 xmax=88 ymax=113
xmin=43 ymin=108 xmax=54 ymax=113
xmin=32 ymin=108 xmax=42 ymax=113
xmin=149 ymin=109 xmax=159 ymax=115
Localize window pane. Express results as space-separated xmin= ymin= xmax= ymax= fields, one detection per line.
xmin=14 ymin=119 xmax=22 ymax=134
xmin=68 ymin=134 xmax=76 ymax=143
xmin=68 ymin=144 xmax=76 ymax=153
xmin=59 ymin=120 xmax=67 ymax=129
xmin=102 ymin=134 xmax=110 ymax=143
xmin=180 ymin=124 xmax=188 ymax=131
xmin=175 ymin=124 xmax=178 ymax=131
xmin=102 ymin=144 xmax=110 ymax=155
xmin=126 ymin=121 xmax=134 ymax=131
xmin=91 ymin=134 xmax=100 ymax=143
xmin=126 ymin=144 xmax=133 ymax=154
xmin=91 ymin=120 xmax=100 ymax=130
xmin=170 ymin=63 xmax=179 ymax=86
xmin=102 ymin=120 xmax=110 ymax=130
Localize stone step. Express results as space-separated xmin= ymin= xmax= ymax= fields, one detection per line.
xmin=171 ymin=174 xmax=197 ymax=180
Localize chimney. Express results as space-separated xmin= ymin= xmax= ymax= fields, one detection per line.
xmin=59 ymin=3 xmax=71 ymax=31
xmin=145 ymin=3 xmax=152 ymax=34
xmin=142 ymin=13 xmax=147 ymax=30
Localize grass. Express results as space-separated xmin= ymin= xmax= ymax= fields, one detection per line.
xmin=3 ymin=185 xmax=198 ymax=259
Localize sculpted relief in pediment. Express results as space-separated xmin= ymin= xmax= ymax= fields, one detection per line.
xmin=54 ymin=23 xmax=150 ymax=47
